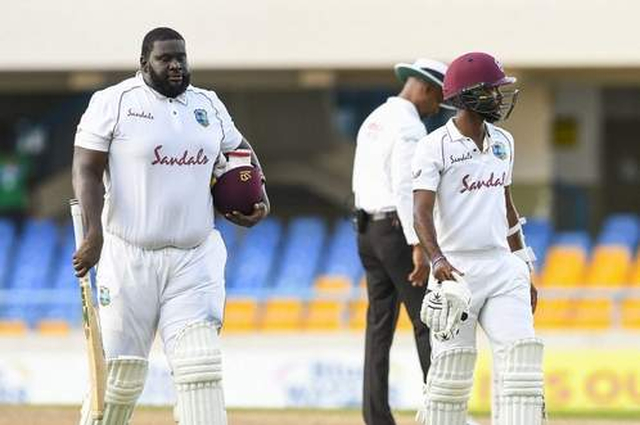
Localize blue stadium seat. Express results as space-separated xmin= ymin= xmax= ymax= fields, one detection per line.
xmin=5 ymin=219 xmax=59 ymax=325
xmin=523 ymin=218 xmax=553 ymax=265
xmin=554 ymin=231 xmax=591 ymax=253
xmin=598 ymin=214 xmax=639 ymax=252
xmin=215 ymin=216 xmax=238 ymax=252
xmin=272 ymin=217 xmax=326 ymax=296
xmin=602 ymin=213 xmax=640 ymax=235
xmin=226 ymin=218 xmax=283 ymax=296
xmin=44 ymin=223 xmax=82 ymax=325
xmin=0 ymin=218 xmax=17 ymax=288
xmin=321 ymin=219 xmax=363 ymax=286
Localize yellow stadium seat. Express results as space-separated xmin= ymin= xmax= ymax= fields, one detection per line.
xmin=349 ymin=299 xmax=368 ymax=330
xmin=37 ymin=320 xmax=71 ymax=335
xmin=534 ymin=299 xmax=576 ymax=329
xmin=0 ymin=320 xmax=28 ymax=335
xmin=586 ymin=246 xmax=632 ymax=287
xmin=261 ymin=298 xmax=303 ymax=332
xmin=396 ymin=304 xmax=413 ymax=332
xmin=621 ymin=299 xmax=640 ymax=329
xmin=304 ymin=299 xmax=345 ymax=331
xmin=629 ymin=251 xmax=640 ymax=286
xmin=222 ymin=298 xmax=259 ymax=333
xmin=572 ymin=299 xmax=613 ymax=329
xmin=541 ymin=247 xmax=587 ymax=287
xmin=314 ymin=276 xmax=352 ymax=296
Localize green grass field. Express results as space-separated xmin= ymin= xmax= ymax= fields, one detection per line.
xmin=1 ymin=406 xmax=638 ymax=425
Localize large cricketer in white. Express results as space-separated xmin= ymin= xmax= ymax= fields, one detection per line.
xmin=71 ymin=28 xmax=267 ymax=425
xmin=412 ymin=52 xmax=545 ymax=425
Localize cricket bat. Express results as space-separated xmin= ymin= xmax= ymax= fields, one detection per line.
xmin=70 ymin=199 xmax=107 ymax=420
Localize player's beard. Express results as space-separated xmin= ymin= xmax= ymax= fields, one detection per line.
xmin=148 ymin=67 xmax=191 ymax=98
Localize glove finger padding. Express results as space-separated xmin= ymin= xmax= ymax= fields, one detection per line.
xmin=434 ymin=276 xmax=472 ymax=342
xmin=421 ymin=290 xmax=449 ymax=333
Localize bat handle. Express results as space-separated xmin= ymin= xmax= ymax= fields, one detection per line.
xmin=70 ymin=199 xmax=85 ymax=249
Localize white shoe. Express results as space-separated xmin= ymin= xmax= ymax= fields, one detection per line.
xmin=466 ymin=417 xmax=481 ymax=425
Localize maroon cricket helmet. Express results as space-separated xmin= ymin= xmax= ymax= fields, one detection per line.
xmin=442 ymin=52 xmax=518 ymax=122
xmin=443 ymin=52 xmax=515 ymax=100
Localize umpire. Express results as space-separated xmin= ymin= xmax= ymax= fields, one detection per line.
xmin=352 ymin=58 xmax=449 ymax=425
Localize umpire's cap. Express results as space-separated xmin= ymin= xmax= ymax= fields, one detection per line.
xmin=394 ymin=58 xmax=448 ymax=87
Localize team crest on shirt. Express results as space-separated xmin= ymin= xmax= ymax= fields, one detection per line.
xmin=491 ymin=141 xmax=508 ymax=160
xmin=194 ymin=109 xmax=209 ymax=127
xmin=99 ymin=286 xmax=111 ymax=307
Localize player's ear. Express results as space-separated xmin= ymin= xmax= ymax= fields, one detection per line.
xmin=140 ymin=55 xmax=148 ymax=71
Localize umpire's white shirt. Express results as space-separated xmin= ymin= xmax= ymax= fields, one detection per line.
xmin=412 ymin=118 xmax=515 ymax=254
xmin=352 ymin=97 xmax=426 ymax=245
xmin=74 ymin=74 xmax=243 ymax=249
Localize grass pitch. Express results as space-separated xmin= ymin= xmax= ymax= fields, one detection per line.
xmin=0 ymin=405 xmax=638 ymax=425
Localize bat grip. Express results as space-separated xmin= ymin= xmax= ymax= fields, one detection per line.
xmin=70 ymin=199 xmax=85 ymax=249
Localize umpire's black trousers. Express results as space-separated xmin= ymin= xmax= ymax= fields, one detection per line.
xmin=357 ymin=213 xmax=431 ymax=425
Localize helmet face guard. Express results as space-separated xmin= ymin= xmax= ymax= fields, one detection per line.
xmin=448 ymin=83 xmax=519 ymax=123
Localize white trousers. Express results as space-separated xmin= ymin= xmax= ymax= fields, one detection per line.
xmin=428 ymin=249 xmax=535 ymax=357
xmin=96 ymin=230 xmax=227 ymax=358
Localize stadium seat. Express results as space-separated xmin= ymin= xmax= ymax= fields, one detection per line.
xmin=272 ymin=217 xmax=326 ymax=295
xmin=319 ymin=219 xmax=363 ymax=287
xmin=348 ymin=299 xmax=368 ymax=330
xmin=540 ymin=232 xmax=590 ymax=287
xmin=222 ymin=298 xmax=259 ymax=333
xmin=541 ymin=247 xmax=587 ymax=287
xmin=621 ymin=299 xmax=640 ymax=329
xmin=226 ymin=218 xmax=283 ymax=296
xmin=261 ymin=298 xmax=304 ymax=331
xmin=5 ymin=219 xmax=58 ymax=326
xmin=314 ymin=276 xmax=352 ymax=296
xmin=585 ymin=245 xmax=632 ymax=287
xmin=0 ymin=218 xmax=16 ymax=288
xmin=304 ymin=299 xmax=345 ymax=331
xmin=572 ymin=299 xmax=613 ymax=329
xmin=629 ymin=250 xmax=640 ymax=286
xmin=534 ymin=299 xmax=576 ymax=329
xmin=600 ymin=213 xmax=639 ymax=250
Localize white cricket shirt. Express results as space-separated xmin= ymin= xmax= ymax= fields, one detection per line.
xmin=412 ymin=118 xmax=515 ymax=254
xmin=352 ymin=97 xmax=427 ymax=245
xmin=74 ymin=74 xmax=243 ymax=249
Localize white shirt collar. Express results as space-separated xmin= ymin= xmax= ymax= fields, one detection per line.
xmin=387 ymin=96 xmax=420 ymax=120
xmin=445 ymin=117 xmax=492 ymax=152
xmin=136 ymin=72 xmax=189 ymax=105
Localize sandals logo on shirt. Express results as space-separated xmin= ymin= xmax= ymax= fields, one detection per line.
xmin=194 ymin=109 xmax=209 ymax=127
xmin=99 ymin=286 xmax=111 ymax=307
xmin=491 ymin=141 xmax=508 ymax=160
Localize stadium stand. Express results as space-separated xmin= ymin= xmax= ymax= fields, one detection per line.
xmin=271 ymin=217 xmax=326 ymax=296
xmin=0 ymin=214 xmax=639 ymax=333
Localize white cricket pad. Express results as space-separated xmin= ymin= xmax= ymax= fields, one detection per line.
xmin=498 ymin=338 xmax=545 ymax=425
xmin=78 ymin=356 xmax=148 ymax=425
xmin=416 ymin=347 xmax=477 ymax=425
xmin=171 ymin=321 xmax=226 ymax=425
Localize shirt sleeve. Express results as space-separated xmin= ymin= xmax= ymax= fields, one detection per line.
xmin=74 ymin=90 xmax=118 ymax=152
xmin=208 ymin=91 xmax=244 ymax=152
xmin=412 ymin=134 xmax=444 ymax=192
xmin=390 ymin=124 xmax=424 ymax=245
